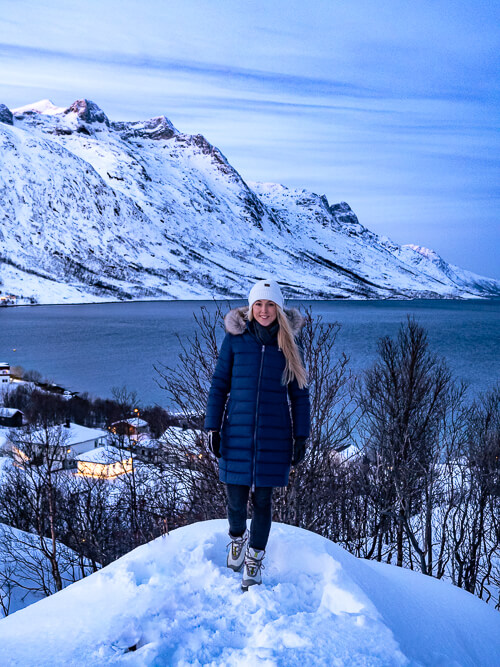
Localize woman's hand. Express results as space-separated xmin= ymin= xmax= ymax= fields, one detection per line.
xmin=292 ymin=437 xmax=307 ymax=466
xmin=209 ymin=431 xmax=221 ymax=458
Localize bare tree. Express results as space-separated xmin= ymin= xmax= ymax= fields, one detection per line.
xmin=273 ymin=311 xmax=357 ymax=534
xmin=0 ymin=523 xmax=89 ymax=617
xmin=454 ymin=384 xmax=500 ymax=601
xmin=359 ymin=317 xmax=454 ymax=570
xmin=0 ymin=424 xmax=70 ymax=591
xmin=155 ymin=303 xmax=230 ymax=520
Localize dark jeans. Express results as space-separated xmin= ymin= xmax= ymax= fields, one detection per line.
xmin=225 ymin=484 xmax=273 ymax=551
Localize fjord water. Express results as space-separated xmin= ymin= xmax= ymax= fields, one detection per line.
xmin=1 ymin=300 xmax=498 ymax=407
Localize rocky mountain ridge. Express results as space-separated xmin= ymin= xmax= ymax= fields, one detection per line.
xmin=1 ymin=98 xmax=499 ymax=304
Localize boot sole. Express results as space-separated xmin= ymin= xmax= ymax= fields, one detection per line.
xmin=241 ymin=580 xmax=262 ymax=591
xmin=227 ymin=562 xmax=244 ymax=572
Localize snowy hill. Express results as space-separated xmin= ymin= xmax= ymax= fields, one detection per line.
xmin=1 ymin=98 xmax=499 ymax=304
xmin=0 ymin=520 xmax=498 ymax=666
xmin=0 ymin=521 xmax=92 ymax=618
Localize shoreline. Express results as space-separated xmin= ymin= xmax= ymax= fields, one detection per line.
xmin=2 ymin=294 xmax=498 ymax=309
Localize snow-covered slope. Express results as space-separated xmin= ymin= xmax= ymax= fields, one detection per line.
xmin=1 ymin=99 xmax=499 ymax=304
xmin=0 ymin=519 xmax=93 ymax=618
xmin=0 ymin=520 xmax=498 ymax=666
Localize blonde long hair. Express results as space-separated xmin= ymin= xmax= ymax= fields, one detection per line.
xmin=248 ymin=306 xmax=308 ymax=389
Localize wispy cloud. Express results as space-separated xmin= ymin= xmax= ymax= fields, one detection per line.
xmin=0 ymin=42 xmax=379 ymax=99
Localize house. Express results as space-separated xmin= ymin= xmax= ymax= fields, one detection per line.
xmin=110 ymin=417 xmax=149 ymax=441
xmin=5 ymin=422 xmax=109 ymax=468
xmin=58 ymin=422 xmax=109 ymax=456
xmin=75 ymin=446 xmax=133 ymax=478
xmin=127 ymin=435 xmax=162 ymax=463
xmin=0 ymin=408 xmax=24 ymax=428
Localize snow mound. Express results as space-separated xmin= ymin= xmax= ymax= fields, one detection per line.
xmin=0 ymin=520 xmax=499 ymax=666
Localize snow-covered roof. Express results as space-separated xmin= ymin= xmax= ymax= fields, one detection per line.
xmin=75 ymin=446 xmax=131 ymax=464
xmin=133 ymin=436 xmax=160 ymax=450
xmin=62 ymin=423 xmax=108 ymax=445
xmin=112 ymin=417 xmax=148 ymax=428
xmin=0 ymin=407 xmax=23 ymax=417
xmin=1 ymin=423 xmax=107 ymax=451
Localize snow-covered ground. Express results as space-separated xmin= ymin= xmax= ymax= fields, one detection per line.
xmin=0 ymin=521 xmax=93 ymax=618
xmin=0 ymin=520 xmax=498 ymax=666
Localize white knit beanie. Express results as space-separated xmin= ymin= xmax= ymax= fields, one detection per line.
xmin=248 ymin=279 xmax=284 ymax=311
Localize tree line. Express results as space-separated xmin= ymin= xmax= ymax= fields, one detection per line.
xmin=0 ymin=307 xmax=498 ymax=615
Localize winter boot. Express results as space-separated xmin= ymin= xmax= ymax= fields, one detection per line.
xmin=241 ymin=547 xmax=265 ymax=590
xmin=227 ymin=529 xmax=249 ymax=572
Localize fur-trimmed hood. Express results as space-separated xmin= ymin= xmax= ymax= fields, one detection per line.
xmin=224 ymin=306 xmax=305 ymax=336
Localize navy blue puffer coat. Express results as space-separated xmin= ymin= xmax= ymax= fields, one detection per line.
xmin=204 ymin=307 xmax=310 ymax=487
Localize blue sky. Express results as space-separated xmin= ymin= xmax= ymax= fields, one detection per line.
xmin=1 ymin=0 xmax=499 ymax=279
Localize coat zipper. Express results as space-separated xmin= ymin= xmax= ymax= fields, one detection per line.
xmin=252 ymin=344 xmax=265 ymax=491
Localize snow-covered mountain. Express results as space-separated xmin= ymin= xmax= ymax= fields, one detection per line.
xmin=0 ymin=520 xmax=499 ymax=666
xmin=1 ymin=99 xmax=499 ymax=304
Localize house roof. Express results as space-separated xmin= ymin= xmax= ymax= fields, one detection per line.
xmin=62 ymin=423 xmax=108 ymax=446
xmin=133 ymin=436 xmax=159 ymax=450
xmin=76 ymin=446 xmax=131 ymax=464
xmin=111 ymin=418 xmax=148 ymax=429
xmin=0 ymin=408 xmax=23 ymax=418
xmin=27 ymin=423 xmax=109 ymax=449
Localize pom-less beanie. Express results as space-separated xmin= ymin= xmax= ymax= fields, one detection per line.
xmin=248 ymin=279 xmax=284 ymax=310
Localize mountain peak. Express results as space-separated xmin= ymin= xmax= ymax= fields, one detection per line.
xmin=12 ymin=99 xmax=67 ymax=116
xmin=64 ymin=99 xmax=109 ymax=125
xmin=113 ymin=114 xmax=178 ymax=140
xmin=329 ymin=201 xmax=360 ymax=225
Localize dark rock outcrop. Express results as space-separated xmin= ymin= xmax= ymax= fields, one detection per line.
xmin=329 ymin=202 xmax=360 ymax=226
xmin=0 ymin=104 xmax=13 ymax=125
xmin=65 ymin=99 xmax=109 ymax=125
xmin=113 ymin=115 xmax=177 ymax=141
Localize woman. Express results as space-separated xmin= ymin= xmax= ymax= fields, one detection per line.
xmin=205 ymin=279 xmax=310 ymax=590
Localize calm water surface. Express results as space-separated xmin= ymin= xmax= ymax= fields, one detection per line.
xmin=1 ymin=300 xmax=498 ymax=407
